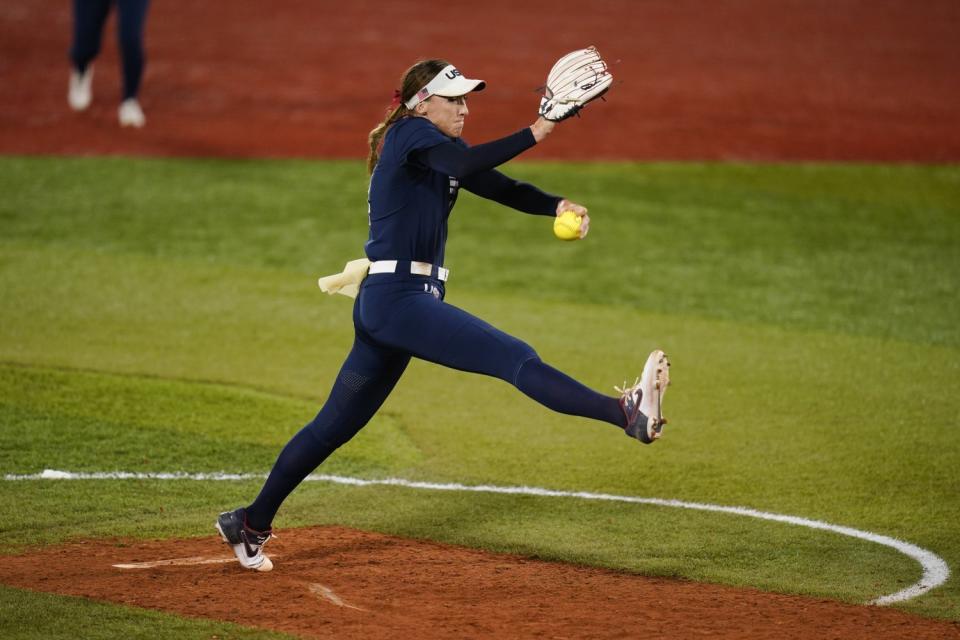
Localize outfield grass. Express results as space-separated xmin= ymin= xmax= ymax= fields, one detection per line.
xmin=0 ymin=156 xmax=958 ymax=634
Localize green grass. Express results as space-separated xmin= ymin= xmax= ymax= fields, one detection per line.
xmin=0 ymin=585 xmax=295 ymax=640
xmin=1 ymin=156 xmax=958 ymax=635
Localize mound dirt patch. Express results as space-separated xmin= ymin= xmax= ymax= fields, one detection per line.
xmin=1 ymin=526 xmax=957 ymax=639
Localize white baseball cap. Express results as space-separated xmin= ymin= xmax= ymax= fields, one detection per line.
xmin=405 ymin=65 xmax=486 ymax=109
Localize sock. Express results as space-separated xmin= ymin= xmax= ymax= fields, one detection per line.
xmin=245 ymin=425 xmax=335 ymax=531
xmin=515 ymin=357 xmax=624 ymax=428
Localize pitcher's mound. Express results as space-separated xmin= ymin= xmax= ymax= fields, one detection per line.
xmin=0 ymin=525 xmax=956 ymax=639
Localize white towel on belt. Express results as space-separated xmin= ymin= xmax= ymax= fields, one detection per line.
xmin=317 ymin=258 xmax=371 ymax=299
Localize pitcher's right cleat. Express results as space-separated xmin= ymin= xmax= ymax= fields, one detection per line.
xmin=616 ymin=349 xmax=671 ymax=444
xmin=216 ymin=507 xmax=273 ymax=572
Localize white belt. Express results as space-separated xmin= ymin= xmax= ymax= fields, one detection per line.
xmin=368 ymin=260 xmax=449 ymax=282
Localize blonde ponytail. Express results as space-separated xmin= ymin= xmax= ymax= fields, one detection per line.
xmin=367 ymin=106 xmax=407 ymax=174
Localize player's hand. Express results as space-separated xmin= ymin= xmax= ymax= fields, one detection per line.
xmin=557 ymin=199 xmax=590 ymax=238
xmin=530 ymin=117 xmax=556 ymax=142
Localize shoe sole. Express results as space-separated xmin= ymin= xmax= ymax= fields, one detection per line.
xmin=118 ymin=114 xmax=145 ymax=128
xmin=642 ymin=350 xmax=671 ymax=441
xmin=68 ymin=96 xmax=91 ymax=111
xmin=215 ymin=520 xmax=273 ymax=572
xmin=118 ymin=100 xmax=145 ymax=128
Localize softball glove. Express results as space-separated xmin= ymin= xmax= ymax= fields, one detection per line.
xmin=538 ymin=46 xmax=613 ymax=122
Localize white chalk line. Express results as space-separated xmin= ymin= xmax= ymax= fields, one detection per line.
xmin=308 ymin=583 xmax=367 ymax=611
xmin=112 ymin=555 xmax=365 ymax=613
xmin=5 ymin=469 xmax=948 ymax=606
xmin=113 ymin=556 xmax=240 ymax=569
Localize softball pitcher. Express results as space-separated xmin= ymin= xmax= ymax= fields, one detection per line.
xmin=217 ymin=57 xmax=671 ymax=571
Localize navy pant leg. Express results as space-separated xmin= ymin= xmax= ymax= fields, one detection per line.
xmin=70 ymin=0 xmax=113 ymax=71
xmin=116 ymin=0 xmax=150 ymax=99
xmin=357 ymin=277 xmax=623 ymax=426
xmin=358 ymin=278 xmax=536 ymax=383
xmin=247 ymin=276 xmax=625 ymax=530
xmin=514 ymin=357 xmax=625 ymax=427
xmin=245 ymin=332 xmax=410 ymax=531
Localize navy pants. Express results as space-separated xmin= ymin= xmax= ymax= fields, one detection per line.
xmin=245 ymin=273 xmax=625 ymax=531
xmin=70 ymin=0 xmax=150 ymax=100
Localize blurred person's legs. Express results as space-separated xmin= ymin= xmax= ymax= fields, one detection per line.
xmin=116 ymin=0 xmax=150 ymax=101
xmin=116 ymin=0 xmax=150 ymax=127
xmin=68 ymin=0 xmax=112 ymax=111
xmin=68 ymin=0 xmax=151 ymax=126
xmin=117 ymin=0 xmax=150 ymax=127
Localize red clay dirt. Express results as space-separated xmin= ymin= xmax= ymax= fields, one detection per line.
xmin=2 ymin=0 xmax=959 ymax=161
xmin=2 ymin=1 xmax=959 ymax=637
xmin=1 ymin=526 xmax=958 ymax=640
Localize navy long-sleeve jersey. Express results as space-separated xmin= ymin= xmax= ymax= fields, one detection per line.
xmin=365 ymin=117 xmax=561 ymax=266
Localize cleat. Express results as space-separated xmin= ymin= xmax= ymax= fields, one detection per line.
xmin=616 ymin=349 xmax=671 ymax=444
xmin=68 ymin=66 xmax=93 ymax=111
xmin=118 ymin=98 xmax=146 ymax=128
xmin=216 ymin=507 xmax=273 ymax=571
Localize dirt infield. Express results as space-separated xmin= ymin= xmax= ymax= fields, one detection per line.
xmin=2 ymin=0 xmax=959 ymax=160
xmin=1 ymin=526 xmax=958 ymax=640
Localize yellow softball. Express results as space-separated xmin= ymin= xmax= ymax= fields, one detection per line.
xmin=553 ymin=210 xmax=582 ymax=241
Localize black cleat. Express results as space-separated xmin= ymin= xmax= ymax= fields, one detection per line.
xmin=215 ymin=507 xmax=273 ymax=571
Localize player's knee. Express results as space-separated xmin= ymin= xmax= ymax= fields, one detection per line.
xmin=304 ymin=401 xmax=364 ymax=451
xmin=507 ymin=341 xmax=538 ymax=384
xmin=516 ymin=340 xmax=537 ymax=362
xmin=305 ymin=413 xmax=356 ymax=451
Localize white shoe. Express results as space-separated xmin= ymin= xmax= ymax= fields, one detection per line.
xmin=616 ymin=349 xmax=671 ymax=443
xmin=68 ymin=66 xmax=93 ymax=111
xmin=118 ymin=98 xmax=146 ymax=128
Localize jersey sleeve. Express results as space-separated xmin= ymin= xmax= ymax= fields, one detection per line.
xmin=414 ymin=128 xmax=537 ymax=178
xmin=460 ymin=168 xmax=561 ymax=216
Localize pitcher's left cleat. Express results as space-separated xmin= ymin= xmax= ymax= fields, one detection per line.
xmin=216 ymin=507 xmax=273 ymax=571
xmin=617 ymin=349 xmax=671 ymax=444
